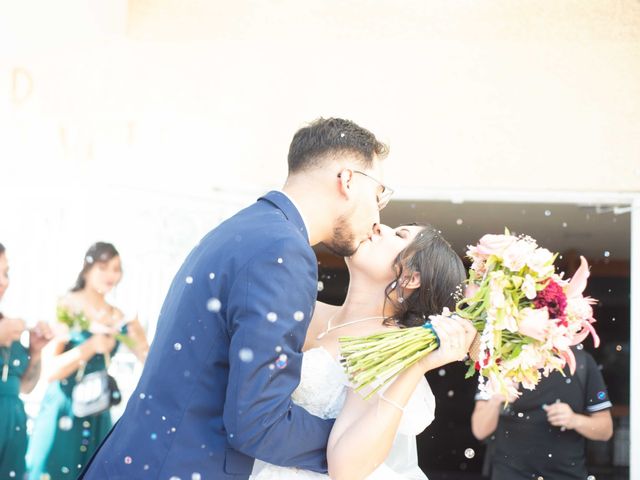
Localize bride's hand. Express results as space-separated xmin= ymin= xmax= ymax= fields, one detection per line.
xmin=418 ymin=315 xmax=476 ymax=373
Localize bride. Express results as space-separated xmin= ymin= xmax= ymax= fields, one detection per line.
xmin=252 ymin=223 xmax=476 ymax=479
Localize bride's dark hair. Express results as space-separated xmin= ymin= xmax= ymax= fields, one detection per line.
xmin=384 ymin=224 xmax=466 ymax=328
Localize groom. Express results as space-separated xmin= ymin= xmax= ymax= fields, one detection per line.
xmin=79 ymin=118 xmax=392 ymax=479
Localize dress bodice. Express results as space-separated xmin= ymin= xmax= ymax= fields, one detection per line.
xmin=293 ymin=347 xmax=435 ymax=435
xmin=251 ymin=347 xmax=435 ymax=479
xmin=290 ymin=347 xmax=349 ymax=420
xmin=58 ymin=326 xmax=125 ymax=393
xmin=0 ymin=341 xmax=29 ymax=397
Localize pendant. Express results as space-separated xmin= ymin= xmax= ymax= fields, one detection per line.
xmin=2 ymin=363 xmax=8 ymax=383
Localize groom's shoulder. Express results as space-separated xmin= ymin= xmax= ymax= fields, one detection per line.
xmin=200 ymin=197 xmax=310 ymax=256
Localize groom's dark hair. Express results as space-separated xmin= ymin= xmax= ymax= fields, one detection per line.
xmin=287 ymin=117 xmax=388 ymax=173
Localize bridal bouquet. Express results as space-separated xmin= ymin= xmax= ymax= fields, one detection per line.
xmin=339 ymin=230 xmax=600 ymax=399
xmin=57 ymin=306 xmax=136 ymax=350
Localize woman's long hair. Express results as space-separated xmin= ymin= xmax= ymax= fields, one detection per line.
xmin=71 ymin=242 xmax=120 ymax=292
xmin=384 ymin=224 xmax=466 ymax=328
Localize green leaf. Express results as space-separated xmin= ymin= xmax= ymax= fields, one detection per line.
xmin=465 ymin=361 xmax=477 ymax=379
xmin=116 ymin=333 xmax=136 ymax=350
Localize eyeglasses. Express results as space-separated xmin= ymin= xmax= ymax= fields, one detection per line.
xmin=337 ymin=169 xmax=394 ymax=210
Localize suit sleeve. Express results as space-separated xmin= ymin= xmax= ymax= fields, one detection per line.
xmin=222 ymin=237 xmax=334 ymax=473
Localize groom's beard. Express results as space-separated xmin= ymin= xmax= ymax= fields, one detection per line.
xmin=323 ymin=215 xmax=359 ymax=257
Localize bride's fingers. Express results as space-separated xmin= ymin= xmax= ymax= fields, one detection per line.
xmin=428 ymin=317 xmax=452 ymax=347
xmin=454 ymin=317 xmax=477 ymax=350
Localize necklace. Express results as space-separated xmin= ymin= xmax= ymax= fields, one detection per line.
xmin=316 ymin=314 xmax=386 ymax=340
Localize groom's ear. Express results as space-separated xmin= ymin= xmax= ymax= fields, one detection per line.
xmin=337 ymin=168 xmax=354 ymax=200
xmin=401 ymin=271 xmax=421 ymax=290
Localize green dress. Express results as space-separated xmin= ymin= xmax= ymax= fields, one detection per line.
xmin=0 ymin=340 xmax=30 ymax=479
xmin=26 ymin=330 xmax=121 ymax=480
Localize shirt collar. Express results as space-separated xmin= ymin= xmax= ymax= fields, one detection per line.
xmin=276 ymin=190 xmax=310 ymax=243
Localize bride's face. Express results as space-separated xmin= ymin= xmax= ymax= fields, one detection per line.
xmin=346 ymin=224 xmax=423 ymax=283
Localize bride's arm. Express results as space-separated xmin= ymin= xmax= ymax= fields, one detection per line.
xmin=327 ymin=316 xmax=475 ymax=480
xmin=327 ymin=363 xmax=425 ymax=479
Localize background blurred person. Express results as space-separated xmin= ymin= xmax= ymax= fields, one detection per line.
xmin=471 ymin=345 xmax=613 ymax=480
xmin=26 ymin=242 xmax=148 ymax=480
xmin=0 ymin=242 xmax=52 ymax=480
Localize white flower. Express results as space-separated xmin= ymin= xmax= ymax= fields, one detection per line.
xmin=521 ymin=274 xmax=537 ymax=300
xmin=527 ymin=248 xmax=555 ymax=276
xmin=502 ymin=239 xmax=537 ymax=272
xmin=565 ymin=297 xmax=594 ymax=322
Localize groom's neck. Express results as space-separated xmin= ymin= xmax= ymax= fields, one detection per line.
xmin=282 ymin=179 xmax=335 ymax=246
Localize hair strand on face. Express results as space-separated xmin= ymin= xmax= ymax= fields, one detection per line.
xmin=383 ymin=225 xmax=466 ymax=328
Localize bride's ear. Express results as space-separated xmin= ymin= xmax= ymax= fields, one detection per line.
xmin=400 ymin=271 xmax=421 ymax=290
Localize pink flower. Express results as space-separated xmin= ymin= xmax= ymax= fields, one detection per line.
xmin=534 ymin=280 xmax=567 ymax=325
xmin=470 ymin=258 xmax=488 ymax=275
xmin=464 ymin=284 xmax=480 ymax=299
xmin=564 ymin=256 xmax=600 ymax=348
xmin=517 ymin=307 xmax=550 ymax=341
xmin=565 ymin=255 xmax=590 ymax=298
xmin=475 ymin=234 xmax=517 ymax=257
xmin=570 ymin=319 xmax=601 ymax=348
xmin=559 ymin=348 xmax=577 ymax=375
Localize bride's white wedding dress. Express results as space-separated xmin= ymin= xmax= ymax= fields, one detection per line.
xmin=251 ymin=347 xmax=435 ymax=479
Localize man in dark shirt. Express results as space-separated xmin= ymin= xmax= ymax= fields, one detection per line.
xmin=471 ymin=347 xmax=613 ymax=479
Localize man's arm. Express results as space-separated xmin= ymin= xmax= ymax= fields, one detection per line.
xmin=544 ymin=403 xmax=613 ymax=440
xmin=222 ymin=238 xmax=334 ymax=473
xmin=471 ymin=397 xmax=504 ymax=441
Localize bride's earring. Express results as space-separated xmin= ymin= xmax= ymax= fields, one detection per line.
xmin=391 ymin=280 xmax=405 ymax=303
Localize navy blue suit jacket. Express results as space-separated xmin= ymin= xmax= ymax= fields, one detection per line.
xmin=80 ymin=191 xmax=334 ymax=479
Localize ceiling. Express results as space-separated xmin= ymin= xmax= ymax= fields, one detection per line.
xmin=380 ymin=200 xmax=631 ymax=261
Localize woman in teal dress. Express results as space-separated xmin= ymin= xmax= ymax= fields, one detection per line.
xmin=26 ymin=242 xmax=148 ymax=480
xmin=0 ymin=242 xmax=51 ymax=480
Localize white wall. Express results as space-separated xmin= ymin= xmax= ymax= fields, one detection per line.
xmin=1 ymin=0 xmax=639 ymax=196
